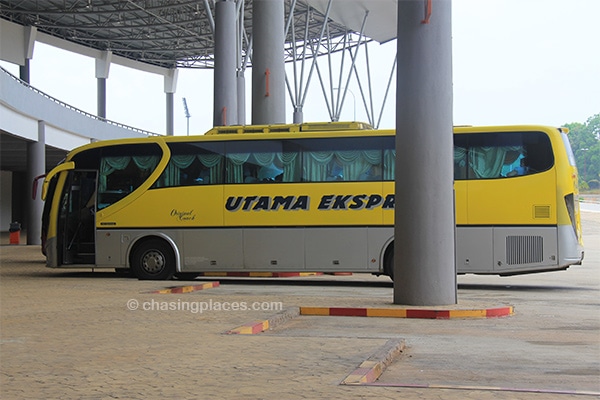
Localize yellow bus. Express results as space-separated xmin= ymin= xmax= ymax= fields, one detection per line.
xmin=40 ymin=122 xmax=584 ymax=280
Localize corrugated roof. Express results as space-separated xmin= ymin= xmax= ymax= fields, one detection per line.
xmin=0 ymin=0 xmax=395 ymax=69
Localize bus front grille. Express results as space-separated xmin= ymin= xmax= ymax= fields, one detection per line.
xmin=506 ymin=236 xmax=544 ymax=265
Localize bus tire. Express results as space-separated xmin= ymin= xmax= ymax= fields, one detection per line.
xmin=384 ymin=244 xmax=394 ymax=281
xmin=130 ymin=238 xmax=175 ymax=280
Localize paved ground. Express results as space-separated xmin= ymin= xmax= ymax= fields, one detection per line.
xmin=1 ymin=211 xmax=599 ymax=399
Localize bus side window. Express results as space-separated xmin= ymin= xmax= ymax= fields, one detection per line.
xmin=243 ymin=162 xmax=259 ymax=183
xmin=360 ymin=164 xmax=382 ymax=181
xmin=462 ymin=131 xmax=554 ymax=180
xmin=454 ymin=147 xmax=467 ymax=180
xmin=383 ymin=149 xmax=395 ymax=181
xmin=505 ymin=154 xmax=528 ymax=177
xmin=98 ymin=149 xmax=160 ymax=208
xmin=258 ymin=163 xmax=283 ymax=182
xmin=154 ymin=142 xmax=225 ymax=188
xmin=453 ymin=136 xmax=468 ymax=180
xmin=467 ymin=133 xmax=523 ymax=179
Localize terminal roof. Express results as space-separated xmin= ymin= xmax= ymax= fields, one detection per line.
xmin=0 ymin=0 xmax=397 ymax=69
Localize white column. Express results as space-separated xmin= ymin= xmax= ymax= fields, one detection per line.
xmin=27 ymin=120 xmax=45 ymax=245
xmin=164 ymin=68 xmax=179 ymax=135
xmin=214 ymin=0 xmax=238 ymax=126
xmin=251 ymin=0 xmax=286 ymax=124
xmin=95 ymin=50 xmax=112 ymax=119
xmin=19 ymin=26 xmax=36 ymax=83
xmin=394 ymin=0 xmax=456 ymax=305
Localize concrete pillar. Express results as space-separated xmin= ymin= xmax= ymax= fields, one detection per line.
xmin=166 ymin=93 xmax=174 ymax=135
xmin=214 ymin=0 xmax=238 ymax=126
xmin=20 ymin=26 xmax=36 ymax=83
xmin=237 ymin=72 xmax=246 ymax=125
xmin=393 ymin=0 xmax=456 ymax=305
xmin=252 ymin=0 xmax=286 ymax=125
xmin=19 ymin=59 xmax=30 ymax=83
xmin=27 ymin=121 xmax=45 ymax=245
xmin=164 ymin=68 xmax=178 ymax=135
xmin=97 ymin=78 xmax=106 ymax=119
xmin=95 ymin=51 xmax=112 ymax=119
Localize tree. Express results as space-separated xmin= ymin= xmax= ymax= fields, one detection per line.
xmin=564 ymin=114 xmax=600 ymax=185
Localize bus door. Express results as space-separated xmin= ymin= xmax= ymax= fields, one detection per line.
xmin=58 ymin=170 xmax=97 ymax=265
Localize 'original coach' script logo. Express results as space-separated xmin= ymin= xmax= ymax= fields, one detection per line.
xmin=171 ymin=209 xmax=196 ymax=221
xmin=225 ymin=194 xmax=394 ymax=212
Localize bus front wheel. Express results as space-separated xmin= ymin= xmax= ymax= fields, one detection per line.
xmin=131 ymin=239 xmax=175 ymax=280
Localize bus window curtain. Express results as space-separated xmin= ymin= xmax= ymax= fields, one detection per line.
xmin=253 ymin=152 xmax=275 ymax=167
xmin=303 ymin=151 xmax=334 ymax=181
xmin=277 ymin=152 xmax=300 ymax=182
xmin=303 ymin=150 xmax=383 ymax=182
xmin=132 ymin=155 xmax=159 ymax=171
xmin=99 ymin=155 xmax=159 ymax=191
xmin=198 ymin=154 xmax=224 ymax=184
xmin=253 ymin=153 xmax=282 ymax=181
xmin=469 ymin=146 xmax=520 ymax=179
xmin=162 ymin=155 xmax=196 ymax=186
xmin=99 ymin=156 xmax=131 ymax=192
xmin=336 ymin=150 xmax=381 ymax=181
xmin=383 ymin=149 xmax=395 ymax=180
xmin=454 ymin=147 xmax=468 ymax=179
xmin=227 ymin=153 xmax=250 ymax=183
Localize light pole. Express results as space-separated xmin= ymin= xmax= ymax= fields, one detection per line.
xmin=182 ymin=97 xmax=191 ymax=135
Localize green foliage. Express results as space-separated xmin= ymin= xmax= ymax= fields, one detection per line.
xmin=564 ymin=113 xmax=600 ymax=184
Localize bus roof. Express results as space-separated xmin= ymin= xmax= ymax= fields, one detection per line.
xmin=62 ymin=123 xmax=565 ymax=160
xmin=204 ymin=121 xmax=374 ymax=135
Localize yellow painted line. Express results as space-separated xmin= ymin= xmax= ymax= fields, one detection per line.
xmin=148 ymin=281 xmax=220 ymax=294
xmin=300 ymin=305 xmax=513 ymax=319
xmin=299 ymin=307 xmax=331 ymax=316
xmin=449 ymin=309 xmax=488 ymax=318
xmin=366 ymin=308 xmax=408 ymax=318
xmin=227 ymin=320 xmax=269 ymax=335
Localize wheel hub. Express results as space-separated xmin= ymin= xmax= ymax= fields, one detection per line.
xmin=142 ymin=251 xmax=165 ymax=273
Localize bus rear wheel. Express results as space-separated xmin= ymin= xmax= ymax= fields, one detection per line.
xmin=384 ymin=244 xmax=394 ymax=281
xmin=131 ymin=239 xmax=175 ymax=280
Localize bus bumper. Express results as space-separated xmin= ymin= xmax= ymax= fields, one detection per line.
xmin=45 ymin=236 xmax=58 ymax=268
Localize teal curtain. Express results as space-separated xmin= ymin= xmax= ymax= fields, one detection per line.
xmin=198 ymin=154 xmax=224 ymax=184
xmin=302 ymin=150 xmax=385 ymax=182
xmin=469 ymin=146 xmax=520 ymax=179
xmin=253 ymin=152 xmax=276 ymax=167
xmin=227 ymin=153 xmax=250 ymax=183
xmin=132 ymin=155 xmax=159 ymax=171
xmin=454 ymin=147 xmax=467 ymax=179
xmin=277 ymin=152 xmax=300 ymax=182
xmin=335 ymin=150 xmax=382 ymax=181
xmin=156 ymin=154 xmax=223 ymax=187
xmin=99 ymin=156 xmax=131 ymax=192
xmin=383 ymin=149 xmax=395 ymax=180
xmin=161 ymin=155 xmax=196 ymax=186
xmin=303 ymin=151 xmax=334 ymax=181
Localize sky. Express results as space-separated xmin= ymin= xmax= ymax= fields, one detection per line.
xmin=1 ymin=0 xmax=599 ymax=136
